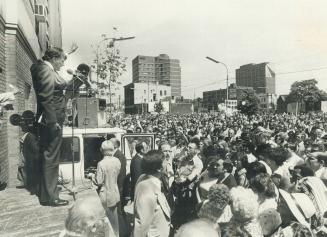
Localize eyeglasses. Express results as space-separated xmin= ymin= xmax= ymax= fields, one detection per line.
xmin=162 ymin=150 xmax=172 ymax=153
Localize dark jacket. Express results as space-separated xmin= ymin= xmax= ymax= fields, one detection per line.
xmin=31 ymin=60 xmax=67 ymax=126
xmin=113 ymin=149 xmax=127 ymax=195
xmin=130 ymin=153 xmax=143 ymax=200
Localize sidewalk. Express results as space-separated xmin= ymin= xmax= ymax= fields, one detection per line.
xmin=0 ymin=181 xmax=97 ymax=237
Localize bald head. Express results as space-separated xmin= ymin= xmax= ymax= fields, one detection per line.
xmin=175 ymin=219 xmax=220 ymax=237
xmin=65 ymin=196 xmax=106 ymax=233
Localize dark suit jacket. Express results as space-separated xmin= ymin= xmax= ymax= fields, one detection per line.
xmin=113 ymin=149 xmax=127 ymax=195
xmin=217 ymin=173 xmax=237 ymax=189
xmin=31 ymin=60 xmax=67 ymax=126
xmin=130 ymin=153 xmax=143 ymax=200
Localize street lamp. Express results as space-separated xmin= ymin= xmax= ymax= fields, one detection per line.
xmin=206 ymin=56 xmax=229 ymax=105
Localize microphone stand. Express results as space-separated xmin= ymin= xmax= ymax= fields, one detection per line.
xmin=61 ymin=73 xmax=85 ymax=201
xmin=71 ymin=74 xmax=76 ymax=200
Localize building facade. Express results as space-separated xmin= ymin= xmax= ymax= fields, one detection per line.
xmin=124 ymin=82 xmax=171 ymax=114
xmin=202 ymin=84 xmax=253 ymax=111
xmin=0 ymin=0 xmax=62 ymax=187
xmin=236 ymin=63 xmax=276 ymax=94
xmin=132 ymin=54 xmax=181 ymax=97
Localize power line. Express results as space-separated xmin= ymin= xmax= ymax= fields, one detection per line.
xmin=182 ymin=66 xmax=327 ymax=90
xmin=275 ymin=66 xmax=327 ymax=76
xmin=183 ymin=77 xmax=236 ymax=88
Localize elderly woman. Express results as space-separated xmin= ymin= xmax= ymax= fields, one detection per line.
xmin=197 ymin=184 xmax=232 ymax=227
xmin=59 ymin=196 xmax=114 ymax=237
xmin=224 ymin=186 xmax=263 ymax=237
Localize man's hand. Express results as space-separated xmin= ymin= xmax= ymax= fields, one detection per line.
xmin=53 ymin=123 xmax=61 ymax=131
xmin=49 ymin=123 xmax=61 ymax=135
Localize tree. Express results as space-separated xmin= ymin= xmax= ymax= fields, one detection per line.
xmin=286 ymin=79 xmax=327 ymax=111
xmin=91 ymin=35 xmax=127 ymax=109
xmin=237 ymin=90 xmax=260 ymax=116
xmin=154 ymin=101 xmax=164 ymax=113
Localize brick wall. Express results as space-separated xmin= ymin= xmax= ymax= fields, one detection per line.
xmin=0 ymin=18 xmax=8 ymax=188
xmin=5 ymin=32 xmax=36 ymax=187
xmin=5 ymin=33 xmax=19 ymax=187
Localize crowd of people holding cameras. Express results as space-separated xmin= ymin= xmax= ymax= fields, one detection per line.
xmin=62 ymin=111 xmax=327 ymax=237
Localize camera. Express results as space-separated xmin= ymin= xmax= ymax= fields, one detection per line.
xmin=9 ymin=110 xmax=36 ymax=127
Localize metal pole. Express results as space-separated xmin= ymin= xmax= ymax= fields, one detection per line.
xmin=147 ymin=79 xmax=150 ymax=102
xmin=205 ymin=57 xmax=229 ymax=106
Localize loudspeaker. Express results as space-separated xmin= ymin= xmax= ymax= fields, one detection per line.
xmin=76 ymin=97 xmax=107 ymax=128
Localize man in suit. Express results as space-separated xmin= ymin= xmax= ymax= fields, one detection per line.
xmin=133 ymin=150 xmax=171 ymax=237
xmin=109 ymin=137 xmax=129 ymax=237
xmin=130 ymin=141 xmax=147 ymax=201
xmin=110 ymin=137 xmax=127 ymax=196
xmin=31 ymin=47 xmax=69 ymax=206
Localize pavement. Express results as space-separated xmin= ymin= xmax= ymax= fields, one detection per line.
xmin=0 ymin=181 xmax=97 ymax=237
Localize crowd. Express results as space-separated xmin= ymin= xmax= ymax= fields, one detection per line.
xmin=61 ymin=111 xmax=327 ymax=237
xmin=8 ymin=47 xmax=327 ymax=236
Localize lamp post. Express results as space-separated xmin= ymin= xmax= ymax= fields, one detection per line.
xmin=206 ymin=56 xmax=229 ymax=107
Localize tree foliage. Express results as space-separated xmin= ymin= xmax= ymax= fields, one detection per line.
xmin=91 ymin=35 xmax=127 ymax=104
xmin=286 ymin=79 xmax=327 ymax=103
xmin=286 ymin=79 xmax=327 ymax=111
xmin=237 ymin=90 xmax=260 ymax=116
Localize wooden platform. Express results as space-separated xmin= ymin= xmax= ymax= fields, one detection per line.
xmin=0 ymin=182 xmax=97 ymax=237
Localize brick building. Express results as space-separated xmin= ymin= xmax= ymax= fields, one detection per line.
xmin=0 ymin=0 xmax=62 ymax=188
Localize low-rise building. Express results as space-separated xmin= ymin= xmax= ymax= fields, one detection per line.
xmin=202 ymin=84 xmax=253 ymax=111
xmin=124 ymin=82 xmax=171 ymax=114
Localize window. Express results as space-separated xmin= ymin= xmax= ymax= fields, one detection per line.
xmin=83 ymin=136 xmax=106 ymax=170
xmin=60 ymin=137 xmax=80 ymax=163
xmin=35 ymin=5 xmax=44 ymax=15
xmin=160 ymin=90 xmax=162 ymax=96
xmin=144 ymin=90 xmax=146 ymax=94
xmin=164 ymin=90 xmax=167 ymax=96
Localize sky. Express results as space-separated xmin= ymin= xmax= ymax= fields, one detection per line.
xmin=61 ymin=0 xmax=327 ymax=100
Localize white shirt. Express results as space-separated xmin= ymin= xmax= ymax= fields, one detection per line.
xmin=187 ymin=154 xmax=203 ymax=181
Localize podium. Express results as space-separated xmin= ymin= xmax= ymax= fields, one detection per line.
xmin=76 ymin=97 xmax=107 ymax=128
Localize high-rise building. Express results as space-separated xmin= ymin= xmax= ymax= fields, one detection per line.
xmin=0 ymin=0 xmax=62 ymax=187
xmin=132 ymin=54 xmax=181 ymax=97
xmin=236 ymin=63 xmax=276 ymax=94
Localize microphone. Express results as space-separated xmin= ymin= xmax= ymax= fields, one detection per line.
xmin=65 ymin=69 xmax=92 ymax=98
xmin=67 ymin=69 xmax=78 ymax=76
xmin=67 ymin=69 xmax=87 ymax=83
